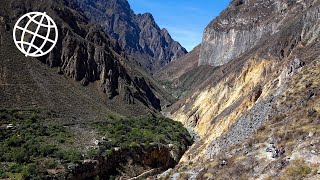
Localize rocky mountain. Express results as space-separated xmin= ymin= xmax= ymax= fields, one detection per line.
xmin=156 ymin=45 xmax=201 ymax=82
xmin=154 ymin=45 xmax=216 ymax=99
xmin=160 ymin=0 xmax=320 ymax=179
xmin=199 ymin=0 xmax=319 ymax=66
xmin=72 ymin=0 xmax=187 ymax=72
xmin=1 ymin=0 xmax=320 ymax=179
xmin=0 ymin=0 xmax=178 ymax=117
xmin=0 ymin=0 xmax=191 ymax=178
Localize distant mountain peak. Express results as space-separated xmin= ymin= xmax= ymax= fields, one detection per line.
xmin=76 ymin=0 xmax=187 ymax=72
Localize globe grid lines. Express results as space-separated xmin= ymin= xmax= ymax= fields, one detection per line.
xmin=26 ymin=13 xmax=45 ymax=55
xmin=13 ymin=12 xmax=58 ymax=57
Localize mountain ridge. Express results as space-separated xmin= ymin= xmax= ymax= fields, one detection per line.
xmin=0 ymin=0 xmax=179 ymax=117
xmin=160 ymin=0 xmax=320 ymax=179
xmin=73 ymin=0 xmax=187 ymax=72
xmin=0 ymin=0 xmax=192 ymax=178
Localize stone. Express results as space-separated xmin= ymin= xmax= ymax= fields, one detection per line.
xmin=157 ymin=168 xmax=173 ymax=179
xmin=6 ymin=124 xmax=14 ymax=129
xmin=93 ymin=140 xmax=99 ymax=146
xmin=80 ymin=78 xmax=89 ymax=86
xmin=308 ymin=132 xmax=314 ymax=137
xmin=67 ymin=163 xmax=78 ymax=171
xmin=221 ymin=160 xmax=227 ymax=166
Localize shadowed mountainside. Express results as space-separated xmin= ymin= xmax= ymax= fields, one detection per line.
xmin=70 ymin=0 xmax=187 ymax=72
xmin=0 ymin=0 xmax=192 ymax=179
xmin=0 ymin=0 xmax=176 ymax=118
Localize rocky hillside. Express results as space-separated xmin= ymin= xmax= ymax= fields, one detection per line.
xmin=0 ymin=0 xmax=192 ymax=179
xmin=154 ymin=45 xmax=212 ymax=99
xmin=162 ymin=0 xmax=320 ymax=179
xmin=0 ymin=0 xmax=177 ymax=118
xmin=71 ymin=0 xmax=187 ymax=72
xmin=156 ymin=45 xmax=201 ymax=82
xmin=199 ymin=0 xmax=318 ymax=66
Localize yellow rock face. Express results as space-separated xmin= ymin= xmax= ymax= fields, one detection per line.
xmin=170 ymin=58 xmax=274 ymax=138
xmin=171 ymin=57 xmax=320 ymax=174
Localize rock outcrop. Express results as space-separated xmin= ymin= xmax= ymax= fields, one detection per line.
xmin=164 ymin=0 xmax=320 ymax=179
xmin=72 ymin=0 xmax=187 ymax=72
xmin=199 ymin=0 xmax=318 ymax=66
xmin=0 ymin=0 xmax=176 ymax=117
xmin=65 ymin=144 xmax=185 ymax=179
xmin=0 ymin=1 xmax=192 ymax=179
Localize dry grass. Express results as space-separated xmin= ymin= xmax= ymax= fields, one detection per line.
xmin=263 ymin=177 xmax=273 ymax=180
xmin=281 ymin=159 xmax=311 ymax=180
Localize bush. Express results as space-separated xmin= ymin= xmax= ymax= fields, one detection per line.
xmin=0 ymin=170 xmax=7 ymax=178
xmin=6 ymin=135 xmax=23 ymax=147
xmin=44 ymin=159 xmax=57 ymax=169
xmin=65 ymin=150 xmax=82 ymax=163
xmin=40 ymin=144 xmax=58 ymax=156
xmin=21 ymin=163 xmax=37 ymax=178
xmin=12 ymin=148 xmax=29 ymax=163
xmin=0 ymin=110 xmax=81 ymax=176
xmin=95 ymin=117 xmax=193 ymax=150
xmin=87 ymin=149 xmax=100 ymax=159
xmin=8 ymin=163 xmax=24 ymax=173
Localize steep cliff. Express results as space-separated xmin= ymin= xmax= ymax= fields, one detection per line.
xmin=0 ymin=0 xmax=192 ymax=178
xmin=199 ymin=0 xmax=318 ymax=66
xmin=72 ymin=0 xmax=187 ymax=72
xmin=163 ymin=0 xmax=320 ymax=179
xmin=0 ymin=0 xmax=177 ymax=117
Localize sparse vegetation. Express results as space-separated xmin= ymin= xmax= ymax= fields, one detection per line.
xmin=0 ymin=109 xmax=81 ymax=178
xmin=160 ymin=80 xmax=173 ymax=89
xmin=94 ymin=117 xmax=193 ymax=150
xmin=0 ymin=109 xmax=193 ymax=178
xmin=281 ymin=159 xmax=311 ymax=180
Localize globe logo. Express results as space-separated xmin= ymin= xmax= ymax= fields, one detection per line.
xmin=13 ymin=12 xmax=58 ymax=57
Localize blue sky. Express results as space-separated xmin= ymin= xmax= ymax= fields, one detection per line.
xmin=128 ymin=0 xmax=231 ymax=51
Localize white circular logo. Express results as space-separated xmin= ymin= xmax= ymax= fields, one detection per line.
xmin=13 ymin=12 xmax=58 ymax=57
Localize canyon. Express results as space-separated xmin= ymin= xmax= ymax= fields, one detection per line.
xmin=159 ymin=0 xmax=320 ymax=179
xmin=0 ymin=0 xmax=189 ymax=179
xmin=0 ymin=0 xmax=320 ymax=179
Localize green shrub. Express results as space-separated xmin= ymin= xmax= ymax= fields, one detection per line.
xmin=0 ymin=110 xmax=81 ymax=176
xmin=54 ymin=149 xmax=66 ymax=159
xmin=6 ymin=135 xmax=23 ymax=147
xmin=95 ymin=117 xmax=193 ymax=150
xmin=44 ymin=159 xmax=57 ymax=169
xmin=65 ymin=150 xmax=82 ymax=163
xmin=0 ymin=170 xmax=7 ymax=178
xmin=40 ymin=144 xmax=58 ymax=156
xmin=87 ymin=149 xmax=100 ymax=158
xmin=8 ymin=163 xmax=24 ymax=173
xmin=12 ymin=148 xmax=29 ymax=163
xmin=21 ymin=163 xmax=37 ymax=178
